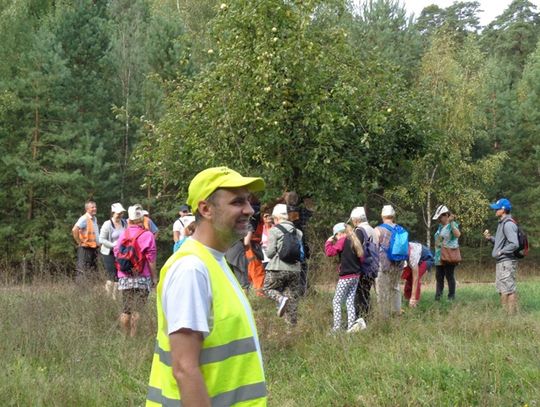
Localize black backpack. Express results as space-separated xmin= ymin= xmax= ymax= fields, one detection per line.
xmin=275 ymin=224 xmax=304 ymax=264
xmin=503 ymin=218 xmax=529 ymax=258
xmin=356 ymin=227 xmax=379 ymax=278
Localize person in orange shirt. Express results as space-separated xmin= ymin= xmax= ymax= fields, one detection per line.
xmin=72 ymin=200 xmax=100 ymax=283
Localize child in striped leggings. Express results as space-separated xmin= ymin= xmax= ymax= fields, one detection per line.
xmin=325 ymin=223 xmax=366 ymax=332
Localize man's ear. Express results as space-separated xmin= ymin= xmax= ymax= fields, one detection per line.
xmin=198 ymin=201 xmax=212 ymax=220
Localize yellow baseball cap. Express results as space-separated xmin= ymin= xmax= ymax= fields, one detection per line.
xmin=188 ymin=167 xmax=265 ymax=214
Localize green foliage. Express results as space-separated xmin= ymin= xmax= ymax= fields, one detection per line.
xmin=386 ymin=34 xmax=505 ymax=243
xmin=482 ymin=0 xmax=540 ymax=79
xmin=350 ymin=0 xmax=422 ymax=81
xmin=508 ymin=42 xmax=540 ymax=244
xmin=135 ymin=0 xmax=424 ymax=222
xmin=415 ymin=1 xmax=481 ymax=42
xmin=0 ymin=0 xmax=193 ymax=270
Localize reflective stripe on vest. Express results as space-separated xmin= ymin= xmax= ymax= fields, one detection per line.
xmin=146 ymin=239 xmax=266 ymax=406
xmin=154 ymin=337 xmax=257 ymax=367
xmin=147 ymin=382 xmax=267 ymax=407
xmin=79 ymin=214 xmax=97 ymax=248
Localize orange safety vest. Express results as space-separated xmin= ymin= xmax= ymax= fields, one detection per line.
xmin=143 ymin=216 xmax=150 ymax=231
xmin=79 ymin=214 xmax=97 ymax=248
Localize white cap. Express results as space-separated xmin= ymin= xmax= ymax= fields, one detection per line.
xmin=142 ymin=210 xmax=149 ymax=216
xmin=128 ymin=204 xmax=144 ymax=221
xmin=111 ymin=203 xmax=125 ymax=213
xmin=432 ymin=205 xmax=449 ymax=220
xmin=381 ymin=205 xmax=395 ymax=217
xmin=272 ymin=204 xmax=288 ymax=217
xmin=350 ymin=206 xmax=366 ymax=220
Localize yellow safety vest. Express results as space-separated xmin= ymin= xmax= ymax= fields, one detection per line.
xmin=147 ymin=239 xmax=267 ymax=406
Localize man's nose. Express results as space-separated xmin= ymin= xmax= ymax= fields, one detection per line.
xmin=244 ymin=202 xmax=255 ymax=216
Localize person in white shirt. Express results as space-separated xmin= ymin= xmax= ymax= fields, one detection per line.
xmin=148 ymin=167 xmax=267 ymax=406
xmin=172 ymin=204 xmax=191 ymax=243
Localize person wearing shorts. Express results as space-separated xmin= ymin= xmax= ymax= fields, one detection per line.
xmin=483 ymin=198 xmax=520 ymax=314
xmin=114 ymin=204 xmax=157 ymax=336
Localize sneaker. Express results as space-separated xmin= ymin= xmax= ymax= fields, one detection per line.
xmin=277 ymin=296 xmax=289 ymax=317
xmin=347 ymin=317 xmax=367 ymax=333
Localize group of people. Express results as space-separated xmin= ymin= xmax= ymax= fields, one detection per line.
xmin=323 ymin=196 xmax=524 ymax=333
xmin=324 ymin=203 xmax=458 ymax=333
xmin=72 ymin=201 xmax=158 ymax=336
xmin=72 ymin=166 xmax=523 ymax=406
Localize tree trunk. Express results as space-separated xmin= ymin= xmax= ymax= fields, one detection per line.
xmin=425 ymin=165 xmax=438 ymax=247
xmin=28 ymin=99 xmax=40 ymax=220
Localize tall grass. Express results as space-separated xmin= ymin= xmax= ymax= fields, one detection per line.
xmin=1 ymin=273 xmax=539 ymax=406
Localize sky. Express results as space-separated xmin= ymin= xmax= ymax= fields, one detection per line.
xmin=400 ymin=0 xmax=540 ymax=26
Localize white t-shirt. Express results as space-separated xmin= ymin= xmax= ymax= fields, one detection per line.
xmin=406 ymin=242 xmax=422 ymax=268
xmin=161 ymin=241 xmax=262 ymax=360
xmin=173 ymin=217 xmax=189 ymax=240
xmin=172 ymin=218 xmax=184 ymax=233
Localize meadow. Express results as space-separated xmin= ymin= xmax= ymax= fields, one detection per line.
xmin=1 ymin=262 xmax=539 ymax=406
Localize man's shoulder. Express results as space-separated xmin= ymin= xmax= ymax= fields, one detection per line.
xmin=75 ymin=214 xmax=87 ymax=227
xmin=277 ymin=221 xmax=299 ymax=233
xmin=502 ymin=217 xmax=519 ymax=233
xmin=167 ymin=254 xmax=209 ymax=279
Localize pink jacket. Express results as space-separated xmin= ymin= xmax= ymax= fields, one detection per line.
xmin=114 ymin=225 xmax=157 ymax=278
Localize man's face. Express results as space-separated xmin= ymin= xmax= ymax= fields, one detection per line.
xmin=86 ymin=203 xmax=97 ymax=216
xmin=208 ymin=187 xmax=254 ymax=244
xmin=495 ymin=208 xmax=505 ymax=218
xmin=179 ymin=210 xmax=189 ymax=217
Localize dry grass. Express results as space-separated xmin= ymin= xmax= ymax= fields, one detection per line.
xmin=0 ymin=262 xmax=539 ymax=406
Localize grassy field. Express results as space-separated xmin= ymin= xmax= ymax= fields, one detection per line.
xmin=1 ymin=269 xmax=539 ymax=406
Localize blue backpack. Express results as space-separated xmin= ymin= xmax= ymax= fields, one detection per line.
xmin=380 ymin=224 xmax=409 ymax=262
xmin=357 ymin=227 xmax=379 ymax=278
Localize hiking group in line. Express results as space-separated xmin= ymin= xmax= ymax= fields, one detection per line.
xmin=72 ymin=167 xmax=526 ymax=406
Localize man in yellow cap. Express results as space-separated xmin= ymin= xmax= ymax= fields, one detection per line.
xmin=147 ymin=167 xmax=267 ymax=407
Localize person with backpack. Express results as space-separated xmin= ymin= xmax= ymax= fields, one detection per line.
xmin=283 ymin=191 xmax=313 ymax=296
xmin=264 ymin=203 xmax=303 ymax=326
xmin=325 ymin=222 xmax=367 ymax=333
xmin=374 ymin=205 xmax=408 ymax=318
xmin=99 ymin=203 xmax=127 ymax=299
xmin=349 ymin=207 xmax=379 ymax=320
xmin=172 ymin=204 xmax=191 ymax=246
xmin=142 ymin=209 xmax=159 ymax=238
xmin=402 ymin=242 xmax=434 ymax=307
xmin=173 ymin=215 xmax=196 ymax=253
xmin=483 ymin=198 xmax=522 ymax=314
xmin=114 ymin=204 xmax=157 ymax=337
xmin=433 ymin=205 xmax=461 ymax=301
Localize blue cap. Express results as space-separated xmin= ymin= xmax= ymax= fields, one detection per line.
xmin=179 ymin=204 xmax=190 ymax=212
xmin=490 ymin=198 xmax=512 ymax=211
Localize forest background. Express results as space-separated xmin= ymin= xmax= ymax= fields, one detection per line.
xmin=1 ymin=0 xmax=539 ymax=277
